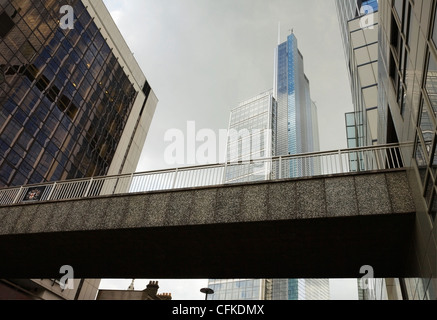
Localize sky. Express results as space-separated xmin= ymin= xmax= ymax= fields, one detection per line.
xmin=99 ymin=0 xmax=359 ymax=300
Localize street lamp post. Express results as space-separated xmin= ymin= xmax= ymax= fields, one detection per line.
xmin=200 ymin=288 xmax=214 ymax=301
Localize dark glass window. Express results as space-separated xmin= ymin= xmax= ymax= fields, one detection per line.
xmin=0 ymin=12 xmax=15 ymax=38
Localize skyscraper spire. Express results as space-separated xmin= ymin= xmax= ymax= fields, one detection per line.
xmin=278 ymin=21 xmax=281 ymax=45
xmin=128 ymin=279 xmax=135 ymax=291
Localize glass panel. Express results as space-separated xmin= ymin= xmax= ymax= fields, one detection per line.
xmin=416 ymin=136 xmax=428 ymax=185
xmin=430 ymin=194 xmax=437 ymax=223
xmin=426 ymin=53 xmax=437 ymax=115
xmin=420 ymin=100 xmax=435 ymax=156
xmin=347 ymin=126 xmax=357 ymax=138
xmin=0 ymin=11 xmax=15 ymax=38
xmin=425 ymin=176 xmax=435 ymax=206
xmin=393 ymin=0 xmax=404 ymax=20
xmin=433 ymin=7 xmax=437 ymax=48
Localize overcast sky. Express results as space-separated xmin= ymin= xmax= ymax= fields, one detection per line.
xmin=99 ymin=0 xmax=358 ymax=300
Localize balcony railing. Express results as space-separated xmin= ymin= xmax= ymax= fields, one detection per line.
xmin=0 ymin=143 xmax=408 ymax=206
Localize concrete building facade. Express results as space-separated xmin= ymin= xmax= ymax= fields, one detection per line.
xmin=338 ymin=0 xmax=436 ymax=300
xmin=377 ymin=0 xmax=436 ymax=300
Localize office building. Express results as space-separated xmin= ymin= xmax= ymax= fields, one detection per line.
xmin=336 ymin=0 xmax=379 ymax=147
xmin=207 ymin=279 xmax=268 ymax=300
xmin=338 ymin=0 xmax=436 ymax=300
xmin=0 ymin=0 xmax=157 ymax=188
xmin=271 ymin=279 xmax=330 ymax=300
xmin=0 ymin=0 xmax=157 ymax=299
xmin=207 ymin=278 xmax=329 ymax=301
xmin=225 ymin=90 xmax=277 ymax=183
xmin=274 ymin=32 xmax=320 ymax=177
xmin=208 ymin=32 xmax=327 ymax=301
xmin=376 ymin=0 xmax=436 ymax=300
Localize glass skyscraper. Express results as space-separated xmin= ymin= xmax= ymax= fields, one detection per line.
xmin=208 ymin=278 xmax=330 ymax=301
xmin=224 ymin=90 xmax=277 ymax=183
xmin=272 ymin=279 xmax=330 ymax=301
xmin=209 ymin=32 xmax=327 ymax=301
xmin=0 ymin=0 xmax=157 ymax=300
xmin=274 ymin=32 xmax=320 ymax=177
xmin=207 ymin=279 xmax=268 ymax=301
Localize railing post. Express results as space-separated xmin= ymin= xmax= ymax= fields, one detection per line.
xmin=374 ymin=148 xmax=381 ymax=170
xmin=222 ymin=163 xmax=228 ymax=184
xmin=12 ymin=186 xmax=24 ymax=204
xmin=338 ymin=150 xmax=344 ymax=173
xmin=279 ymin=157 xmax=283 ymax=179
xmin=172 ymin=168 xmax=179 ymax=189
xmin=126 ymin=173 xmax=134 ymax=193
xmin=84 ymin=178 xmax=93 ymax=197
xmin=46 ymin=182 xmax=57 ymax=201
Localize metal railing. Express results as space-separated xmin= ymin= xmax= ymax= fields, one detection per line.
xmin=0 ymin=143 xmax=408 ymax=206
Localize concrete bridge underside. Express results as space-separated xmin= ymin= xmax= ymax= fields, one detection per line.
xmin=0 ymin=169 xmax=416 ymax=279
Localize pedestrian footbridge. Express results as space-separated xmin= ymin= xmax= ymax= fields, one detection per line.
xmin=0 ymin=144 xmax=417 ymax=279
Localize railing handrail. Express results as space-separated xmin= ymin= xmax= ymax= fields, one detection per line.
xmin=0 ymin=143 xmax=411 ymax=207
xmin=0 ymin=143 xmax=411 ymax=193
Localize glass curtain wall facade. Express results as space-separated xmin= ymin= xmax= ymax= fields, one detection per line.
xmin=337 ymin=0 xmax=437 ymax=300
xmin=0 ymin=0 xmax=156 ymax=188
xmin=336 ymin=0 xmax=379 ymax=148
xmin=207 ymin=278 xmax=330 ymax=301
xmin=275 ymin=32 xmax=320 ymax=178
xmin=0 ymin=0 xmax=157 ymax=300
xmin=225 ymin=91 xmax=277 ymax=183
xmin=377 ymin=0 xmax=436 ymax=300
xmin=207 ymin=279 xmax=268 ymax=301
xmin=345 ymin=112 xmax=365 ymax=172
xmin=272 ymin=279 xmax=330 ymax=300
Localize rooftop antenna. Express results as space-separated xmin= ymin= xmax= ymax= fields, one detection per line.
xmin=128 ymin=279 xmax=135 ymax=291
xmin=278 ymin=22 xmax=281 ymax=45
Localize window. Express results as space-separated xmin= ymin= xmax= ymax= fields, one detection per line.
xmin=420 ymin=100 xmax=435 ymax=156
xmin=393 ymin=0 xmax=404 ymax=21
xmin=415 ymin=136 xmax=428 ymax=185
xmin=430 ymin=193 xmax=437 ymax=222
xmin=425 ymin=53 xmax=437 ymax=114
xmin=433 ymin=5 xmax=437 ymax=48
xmin=0 ymin=11 xmax=15 ymax=38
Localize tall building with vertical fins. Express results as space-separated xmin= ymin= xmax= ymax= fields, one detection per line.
xmin=0 ymin=0 xmax=157 ymax=299
xmin=275 ymin=32 xmax=320 ymax=177
xmin=208 ymin=31 xmax=327 ymax=301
